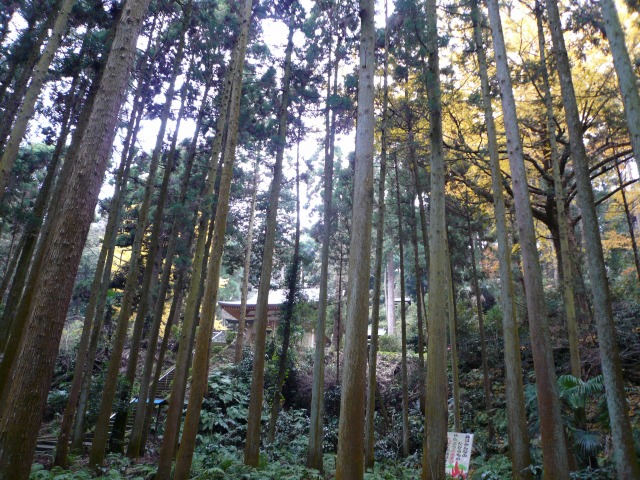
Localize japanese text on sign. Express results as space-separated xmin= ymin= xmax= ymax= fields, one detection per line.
xmin=445 ymin=432 xmax=473 ymax=478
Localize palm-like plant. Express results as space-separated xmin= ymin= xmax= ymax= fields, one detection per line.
xmin=557 ymin=374 xmax=607 ymax=462
xmin=526 ymin=375 xmax=608 ymax=464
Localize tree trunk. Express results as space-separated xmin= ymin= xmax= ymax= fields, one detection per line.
xmin=0 ymin=0 xmax=117 ymax=403
xmin=334 ymin=1 xmax=374 ymax=477
xmin=445 ymin=240 xmax=461 ymax=433
xmin=267 ymin=133 xmax=301 ymax=443
xmin=244 ymin=14 xmax=294 ymax=466
xmin=365 ymin=1 xmax=389 ymax=466
xmin=140 ymin=286 xmax=184 ymax=451
xmin=468 ymin=221 xmax=494 ymax=442
xmin=60 ymin=29 xmax=156 ymax=456
xmin=393 ymin=154 xmax=410 ymax=457
xmin=89 ymin=13 xmax=190 ymax=463
xmin=545 ymin=0 xmax=640 ymax=476
xmin=0 ymin=0 xmax=150 ymax=475
xmin=613 ymin=151 xmax=640 ymax=283
xmin=129 ymin=72 xmax=209 ymax=457
xmin=0 ymin=0 xmax=75 ymax=205
xmin=307 ymin=14 xmax=337 ymax=470
xmin=335 ymin=246 xmax=344 ymax=380
xmin=600 ymin=0 xmax=640 ymax=173
xmin=410 ymin=207 xmax=426 ymax=413
xmin=0 ymin=10 xmax=57 ymax=151
xmin=469 ymin=7 xmax=532 ymax=475
xmin=71 ymin=92 xmax=148 ymax=451
xmin=54 ymin=96 xmax=140 ymax=466
xmin=385 ymin=252 xmax=395 ymax=336
xmin=126 ymin=70 xmax=192 ymax=458
xmin=534 ymin=4 xmax=581 ymax=379
xmin=422 ymin=0 xmax=448 ymax=476
xmin=169 ymin=2 xmax=253 ymax=477
xmin=234 ymin=157 xmax=259 ymax=363
xmin=110 ymin=13 xmax=191 ymax=454
xmin=0 ymin=74 xmax=82 ymax=351
xmin=486 ymin=0 xmax=570 ymax=477
xmin=155 ymin=69 xmax=234 ymax=475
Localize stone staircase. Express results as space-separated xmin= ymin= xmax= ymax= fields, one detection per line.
xmin=35 ymin=365 xmax=176 ymax=454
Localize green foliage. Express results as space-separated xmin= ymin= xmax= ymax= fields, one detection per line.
xmin=467 ymin=453 xmax=512 ymax=480
xmin=362 ymin=454 xmax=421 ymax=479
xmin=199 ymin=366 xmax=251 ymax=444
xmin=196 ymin=443 xmax=323 ymax=479
xmin=378 ymin=334 xmax=401 ymax=353
xmin=30 ymin=454 xmax=156 ymax=479
xmin=526 ymin=374 xmax=620 ymax=471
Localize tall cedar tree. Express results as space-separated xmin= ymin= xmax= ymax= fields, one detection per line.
xmin=534 ymin=3 xmax=581 ymax=379
xmin=234 ymin=158 xmax=260 ymax=363
xmin=600 ymin=0 xmax=640 ymax=172
xmin=0 ymin=0 xmax=74 ymax=204
xmin=0 ymin=0 xmax=151 ymax=476
xmin=307 ymin=4 xmax=336 ymax=470
xmin=168 ymin=0 xmax=253 ymax=477
xmin=486 ymin=0 xmax=571 ymax=476
xmin=244 ymin=4 xmax=295 ymax=465
xmin=89 ymin=6 xmax=190 ymax=463
xmin=469 ymin=1 xmax=532 ymax=475
xmin=423 ymin=0 xmax=449 ymax=475
xmin=267 ymin=133 xmax=302 ymax=443
xmin=334 ymin=0 xmax=375 ymax=477
xmin=365 ymin=0 xmax=389 ymax=467
xmin=545 ymin=0 xmax=640 ymax=476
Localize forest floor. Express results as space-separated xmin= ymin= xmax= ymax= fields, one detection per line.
xmin=31 ymin=312 xmax=640 ymax=479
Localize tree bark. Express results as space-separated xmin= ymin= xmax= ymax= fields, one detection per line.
xmin=267 ymin=132 xmax=301 ymax=443
xmin=468 ymin=220 xmax=494 ymax=442
xmin=422 ymin=0 xmax=449 ymax=476
xmin=307 ymin=13 xmax=337 ymax=470
xmin=54 ymin=92 xmax=140 ymax=466
xmin=89 ymin=13 xmax=190 ymax=463
xmin=600 ymin=0 xmax=640 ymax=173
xmin=71 ymin=91 xmax=148 ymax=451
xmin=140 ymin=286 xmax=184 ymax=451
xmin=0 ymin=0 xmax=150 ymax=475
xmin=365 ymin=1 xmax=389 ymax=466
xmin=0 ymin=0 xmax=75 ymax=205
xmin=126 ymin=70 xmax=192 ymax=458
xmin=234 ymin=157 xmax=259 ymax=363
xmin=385 ymin=252 xmax=395 ymax=336
xmin=129 ymin=71 xmax=209 ymax=457
xmin=110 ymin=13 xmax=191 ymax=454
xmin=334 ymin=1 xmax=375 ymax=477
xmin=486 ymin=0 xmax=571 ymax=477
xmin=613 ymin=149 xmax=640 ymax=283
xmin=469 ymin=2 xmax=532 ymax=475
xmin=0 ymin=73 xmax=82 ymax=351
xmin=545 ymin=0 xmax=640 ymax=476
xmin=169 ymin=2 xmax=253 ymax=477
xmin=445 ymin=240 xmax=461 ymax=433
xmin=410 ymin=207 xmax=426 ymax=413
xmin=154 ymin=64 xmax=235 ymax=475
xmin=393 ymin=154 xmax=410 ymax=457
xmin=535 ymin=4 xmax=581 ymax=379
xmin=244 ymin=13 xmax=294 ymax=466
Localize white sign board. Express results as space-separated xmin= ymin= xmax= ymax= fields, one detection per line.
xmin=445 ymin=432 xmax=473 ymax=478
